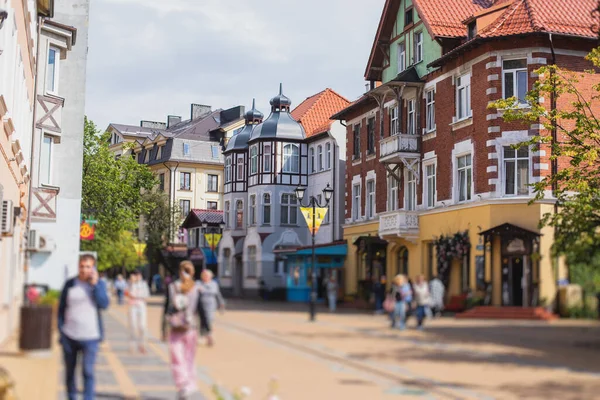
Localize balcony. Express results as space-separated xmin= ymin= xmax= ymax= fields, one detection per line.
xmin=380 ymin=134 xmax=420 ymax=163
xmin=378 ymin=210 xmax=419 ymax=242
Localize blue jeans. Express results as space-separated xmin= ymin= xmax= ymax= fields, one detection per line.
xmin=416 ymin=305 xmax=428 ymax=327
xmin=328 ymin=293 xmax=337 ymax=312
xmin=61 ymin=336 xmax=99 ymax=400
xmin=116 ymin=289 xmax=124 ymax=305
xmin=391 ymin=302 xmax=407 ymax=329
xmin=374 ymin=295 xmax=383 ymax=312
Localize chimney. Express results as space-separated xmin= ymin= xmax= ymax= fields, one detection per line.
xmin=167 ymin=115 xmax=182 ymax=128
xmin=220 ymin=106 xmax=245 ymax=125
xmin=190 ymin=104 xmax=212 ymax=120
xmin=140 ymin=120 xmax=167 ymax=130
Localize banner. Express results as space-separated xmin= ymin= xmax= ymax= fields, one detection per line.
xmin=133 ymin=243 xmax=146 ymax=258
xmin=300 ymin=207 xmax=328 ymax=235
xmin=80 ymin=219 xmax=96 ymax=241
xmin=205 ymin=233 xmax=222 ymax=251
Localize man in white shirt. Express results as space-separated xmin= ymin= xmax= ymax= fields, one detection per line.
xmin=58 ymin=254 xmax=109 ymax=400
xmin=127 ymin=270 xmax=150 ymax=353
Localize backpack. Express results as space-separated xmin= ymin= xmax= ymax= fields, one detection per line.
xmin=167 ymin=282 xmax=195 ymax=332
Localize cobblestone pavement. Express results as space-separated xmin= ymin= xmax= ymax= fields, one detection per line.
xmin=57 ymin=311 xmax=207 ymax=400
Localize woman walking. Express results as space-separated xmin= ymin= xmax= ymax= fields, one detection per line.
xmin=114 ymin=275 xmax=127 ymax=305
xmin=127 ymin=270 xmax=150 ymax=353
xmin=413 ymin=275 xmax=431 ymax=330
xmin=326 ymin=275 xmax=338 ymax=312
xmin=162 ymin=261 xmax=202 ymax=399
xmin=198 ymin=269 xmax=225 ymax=347
xmin=390 ymin=274 xmax=412 ymax=330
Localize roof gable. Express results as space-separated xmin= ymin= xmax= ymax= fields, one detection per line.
xmin=291 ymin=88 xmax=350 ymax=137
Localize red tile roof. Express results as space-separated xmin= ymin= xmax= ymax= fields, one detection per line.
xmin=291 ymin=88 xmax=350 ymax=137
xmin=413 ymin=0 xmax=492 ymax=38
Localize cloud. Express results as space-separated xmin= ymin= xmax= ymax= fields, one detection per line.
xmin=85 ymin=0 xmax=384 ymax=130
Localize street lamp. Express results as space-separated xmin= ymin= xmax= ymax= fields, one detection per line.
xmin=295 ymin=183 xmax=334 ymax=322
xmin=201 ymin=221 xmax=226 ymax=269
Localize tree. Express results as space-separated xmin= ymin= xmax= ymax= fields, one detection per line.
xmin=141 ymin=191 xmax=180 ymax=272
xmin=490 ymin=49 xmax=600 ymax=268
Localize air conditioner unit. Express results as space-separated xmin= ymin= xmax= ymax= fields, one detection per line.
xmin=27 ymin=229 xmax=39 ymax=249
xmin=1 ymin=200 xmax=14 ymax=235
xmin=27 ymin=230 xmax=56 ymax=252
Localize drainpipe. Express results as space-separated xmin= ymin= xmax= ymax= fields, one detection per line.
xmin=332 ymin=139 xmax=337 ymax=241
xmin=162 ymin=161 xmax=179 ymax=242
xmin=25 ymin=16 xmax=44 ymax=284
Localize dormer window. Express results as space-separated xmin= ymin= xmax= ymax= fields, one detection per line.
xmin=404 ymin=7 xmax=413 ymax=27
xmin=468 ymin=21 xmax=477 ymax=40
xmin=156 ymin=146 xmax=162 ymax=160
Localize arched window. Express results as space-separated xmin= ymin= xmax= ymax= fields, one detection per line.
xmin=224 ymin=201 xmax=230 ymax=228
xmin=397 ymin=247 xmax=409 ymax=276
xmin=250 ymin=146 xmax=258 ymax=174
xmin=283 ymin=144 xmax=299 ymax=173
xmin=317 ymin=145 xmax=323 ymax=171
xmin=225 ymin=157 xmax=232 ymax=182
xmin=236 ymin=200 xmax=244 ymax=229
xmin=326 ymin=142 xmax=332 ymax=169
xmin=310 ymin=147 xmax=315 ymax=173
xmin=249 ymin=195 xmax=256 ymax=225
xmin=222 ymin=248 xmax=232 ymax=276
xmin=263 ymin=193 xmax=271 ymax=225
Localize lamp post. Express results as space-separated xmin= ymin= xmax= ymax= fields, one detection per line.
xmin=295 ymin=183 xmax=334 ymax=322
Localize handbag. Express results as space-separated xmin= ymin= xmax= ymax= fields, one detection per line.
xmin=383 ymin=293 xmax=396 ymax=313
xmin=167 ymin=284 xmax=191 ymax=332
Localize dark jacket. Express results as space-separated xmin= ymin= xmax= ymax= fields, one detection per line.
xmin=58 ymin=278 xmax=110 ymax=341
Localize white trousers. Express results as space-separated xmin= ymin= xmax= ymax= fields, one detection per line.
xmin=128 ymin=302 xmax=147 ymax=347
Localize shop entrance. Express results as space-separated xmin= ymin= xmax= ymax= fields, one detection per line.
xmin=502 ymin=256 xmax=526 ymax=306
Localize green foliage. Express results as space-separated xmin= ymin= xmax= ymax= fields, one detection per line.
xmin=142 ymin=191 xmax=180 ymax=268
xmin=565 ymin=304 xmax=598 ymax=320
xmin=82 ymin=231 xmax=144 ymax=272
xmin=489 ymin=48 xmax=600 ymax=266
xmin=38 ymin=289 xmax=60 ymax=306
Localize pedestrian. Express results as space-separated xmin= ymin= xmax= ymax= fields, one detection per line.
xmin=153 ymin=273 xmax=163 ymax=294
xmin=162 ymin=261 xmax=202 ymax=399
xmin=127 ymin=270 xmax=150 ymax=353
xmin=114 ymin=274 xmax=127 ymax=305
xmin=429 ymin=275 xmax=445 ymax=317
xmin=373 ymin=275 xmax=386 ymax=314
xmin=58 ymin=254 xmax=109 ymax=400
xmin=198 ymin=269 xmax=225 ymax=347
xmin=390 ymin=274 xmax=412 ymax=330
xmin=326 ymin=275 xmax=338 ymax=312
xmin=413 ymin=275 xmax=431 ymax=330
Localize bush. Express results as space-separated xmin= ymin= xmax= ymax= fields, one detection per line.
xmin=38 ymin=290 xmax=60 ymax=306
xmin=465 ymin=296 xmax=483 ymax=310
xmin=566 ymin=305 xmax=598 ymax=319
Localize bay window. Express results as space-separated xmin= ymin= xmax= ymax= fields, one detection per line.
xmin=503 ymin=59 xmax=528 ymax=104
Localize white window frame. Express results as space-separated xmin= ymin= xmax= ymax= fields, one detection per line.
xmin=46 ymin=46 xmax=60 ymax=95
xmin=424 ymin=162 xmax=437 ymax=208
xmin=207 ymin=174 xmax=218 ymax=192
xmin=366 ymin=179 xmax=375 ymax=219
xmin=225 ymin=157 xmax=232 ymax=182
xmin=179 ymin=199 xmax=191 ymax=217
xmin=250 ymin=145 xmax=258 ymax=175
xmin=264 ymin=144 xmax=272 ymax=173
xmin=352 ymin=184 xmax=361 ymax=221
xmin=262 ymin=193 xmax=271 ymax=225
xmin=310 ymin=147 xmax=315 ymax=173
xmin=502 ymin=59 xmax=528 ymax=104
xmin=40 ymin=134 xmax=54 ymax=186
xmin=207 ymin=201 xmax=218 ymax=210
xmin=390 ymin=105 xmax=399 ymax=136
xmin=503 ymin=145 xmax=530 ymax=196
xmin=183 ymin=143 xmax=190 ymax=156
xmin=456 ymin=73 xmax=472 ymax=121
xmin=456 ymin=154 xmax=473 ymax=202
xmin=387 ymin=174 xmax=398 ymax=211
xmin=237 ymin=156 xmax=244 ymax=179
xmin=211 ymin=145 xmax=219 ymax=159
xmin=280 ymin=193 xmax=298 ymax=225
xmin=414 ymin=31 xmax=423 ymax=63
xmin=282 ymin=144 xmax=299 ymax=173
xmin=398 ymin=42 xmax=406 ymax=73
xmin=405 ymin=170 xmax=416 ymax=211
xmin=326 ymin=142 xmax=332 ymax=169
xmin=317 ymin=145 xmax=323 ymax=171
xmin=407 ymin=99 xmax=416 ymax=135
xmin=425 ymin=89 xmax=436 ymax=132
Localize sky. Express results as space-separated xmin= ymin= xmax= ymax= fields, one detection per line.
xmin=84 ymin=0 xmax=385 ymax=130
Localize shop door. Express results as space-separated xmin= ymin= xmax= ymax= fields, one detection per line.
xmin=502 ymin=256 xmax=524 ymax=306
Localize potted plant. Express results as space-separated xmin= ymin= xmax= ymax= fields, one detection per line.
xmin=19 ymin=285 xmax=55 ymax=351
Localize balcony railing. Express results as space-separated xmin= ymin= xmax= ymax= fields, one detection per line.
xmin=378 ymin=210 xmax=419 ymax=239
xmin=380 ymin=134 xmax=420 ymax=160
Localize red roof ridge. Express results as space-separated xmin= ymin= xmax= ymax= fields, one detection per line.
xmin=291 ymin=88 xmax=350 ymax=136
xmin=480 ymin=0 xmax=528 ymax=37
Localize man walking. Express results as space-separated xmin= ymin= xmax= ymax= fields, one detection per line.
xmin=58 ymin=254 xmax=110 ymax=400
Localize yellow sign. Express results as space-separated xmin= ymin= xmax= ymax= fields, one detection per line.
xmin=80 ymin=222 xmax=95 ymax=241
xmin=133 ymin=243 xmax=146 ymax=258
xmin=300 ymin=207 xmax=328 ymax=235
xmin=205 ymin=233 xmax=222 ymax=251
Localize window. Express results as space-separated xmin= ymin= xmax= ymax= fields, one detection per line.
xmin=388 ymin=175 xmax=398 ymax=211
xmin=467 ymin=21 xmax=477 ymax=40
xmin=367 ymin=118 xmax=375 ymax=154
xmin=224 ymin=201 xmax=230 ymax=228
xmin=211 ymin=145 xmax=219 ymax=159
xmin=236 ymin=200 xmax=243 ymax=229
xmin=407 ymin=99 xmax=416 ymax=135
xmin=426 ymin=90 xmax=436 ymax=132
xmin=280 ymin=194 xmax=298 ymax=225
xmin=250 ymin=146 xmax=258 ymax=174
xmin=415 ymin=31 xmax=423 ymax=63
xmin=207 ymin=174 xmax=218 ymax=192
xmin=310 ymin=147 xmax=315 ymax=173
xmin=366 ymin=180 xmax=375 ymax=219
xmin=156 ymin=146 xmax=162 ymax=160
xmin=426 ymin=164 xmax=436 ymax=208
xmin=180 ymin=172 xmax=191 ymax=190
xmin=225 ymin=157 xmax=232 ymax=182
xmin=46 ymin=47 xmax=59 ymax=93
xmin=398 ymin=42 xmax=406 ymax=73
xmin=353 ymin=124 xmax=361 ymax=159
xmin=282 ymin=144 xmax=299 ymax=173
xmin=263 ymin=193 xmax=271 ymax=225
xmin=237 ymin=156 xmax=244 ymax=179
xmin=144 ymin=150 xmax=150 ymax=163
xmin=352 ymin=184 xmax=361 ymax=220
xmin=390 ymin=105 xmax=399 ymax=136
xmin=222 ymin=249 xmax=232 ymax=276
xmin=264 ymin=144 xmax=272 ymax=172
xmin=326 ymin=143 xmax=332 ymax=169
xmin=317 ymin=145 xmax=323 ymax=171
xmin=40 ymin=135 xmax=53 ymax=185
xmin=179 ymin=200 xmax=191 ymax=217
xmin=249 ymin=195 xmax=256 ymax=225
xmin=158 ymin=173 xmax=165 ymax=192
xmin=404 ymin=7 xmax=413 ymax=26
xmin=503 ymin=59 xmax=528 ymax=104
xmin=247 ymin=246 xmax=257 ymax=277
xmin=207 ymin=201 xmax=218 ymax=210
xmin=504 ymin=146 xmax=529 ymax=196
xmin=183 ymin=143 xmax=190 ymax=156
xmin=457 ymin=154 xmax=472 ymax=202
xmin=456 ymin=73 xmax=472 ymax=120
xmin=406 ymin=171 xmax=416 ymax=211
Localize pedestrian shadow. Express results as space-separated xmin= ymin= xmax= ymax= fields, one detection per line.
xmin=499 ymin=379 xmax=600 ymax=400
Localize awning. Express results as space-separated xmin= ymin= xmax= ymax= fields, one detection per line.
xmin=293 ymin=242 xmax=347 ymax=257
xmin=201 ymin=247 xmax=218 ymax=265
xmin=479 ymin=223 xmax=541 ymax=241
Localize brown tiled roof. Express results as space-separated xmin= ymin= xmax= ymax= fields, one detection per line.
xmin=291 ymin=88 xmax=350 ymax=137
xmin=413 ymin=0 xmax=493 ymax=38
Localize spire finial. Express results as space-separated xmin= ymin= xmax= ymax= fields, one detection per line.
xmin=279 ymin=83 xmax=283 ymax=95
xmin=252 ymin=98 xmax=256 ymax=109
